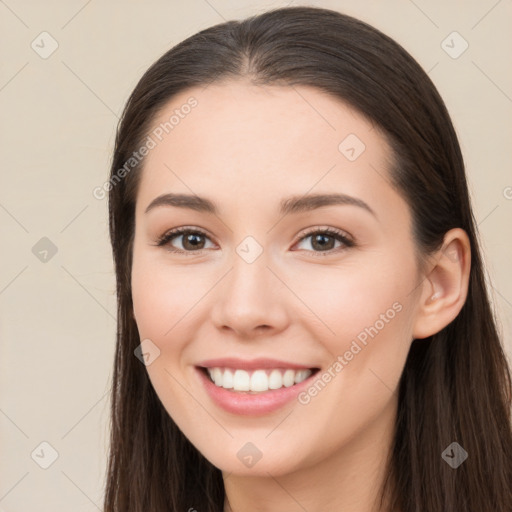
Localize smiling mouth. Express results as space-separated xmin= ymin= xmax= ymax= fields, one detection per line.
xmin=198 ymin=366 xmax=320 ymax=393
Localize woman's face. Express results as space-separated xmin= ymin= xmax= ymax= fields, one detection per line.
xmin=131 ymin=81 xmax=423 ymax=476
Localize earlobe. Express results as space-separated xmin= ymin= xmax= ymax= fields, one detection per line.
xmin=412 ymin=228 xmax=471 ymax=340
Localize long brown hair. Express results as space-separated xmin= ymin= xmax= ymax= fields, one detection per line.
xmin=104 ymin=6 xmax=512 ymax=511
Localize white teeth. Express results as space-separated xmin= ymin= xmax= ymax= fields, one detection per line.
xmin=206 ymin=367 xmax=313 ymax=392
xmin=233 ymin=369 xmax=250 ymax=391
xmin=212 ymin=368 xmax=223 ymax=387
xmin=294 ymin=370 xmax=311 ymax=384
xmin=250 ymin=370 xmax=268 ymax=392
xmin=283 ymin=369 xmax=295 ymax=387
xmin=268 ymin=369 xmax=283 ymax=389
xmin=222 ymin=369 xmax=234 ymax=389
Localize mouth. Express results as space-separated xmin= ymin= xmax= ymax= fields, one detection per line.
xmin=194 ymin=357 xmax=321 ymax=415
xmin=198 ymin=366 xmax=320 ymax=394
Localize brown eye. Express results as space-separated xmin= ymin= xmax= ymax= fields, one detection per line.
xmin=156 ymin=228 xmax=214 ymax=253
xmin=310 ymin=233 xmax=337 ymax=251
xmin=181 ymin=232 xmax=206 ymax=250
xmin=294 ymin=228 xmax=354 ymax=256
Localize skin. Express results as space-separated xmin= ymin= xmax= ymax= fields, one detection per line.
xmin=130 ymin=80 xmax=471 ymax=511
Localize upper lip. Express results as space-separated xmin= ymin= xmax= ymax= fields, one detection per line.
xmin=196 ymin=357 xmax=316 ymax=371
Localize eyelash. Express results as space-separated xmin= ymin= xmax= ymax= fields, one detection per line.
xmin=155 ymin=225 xmax=355 ymax=257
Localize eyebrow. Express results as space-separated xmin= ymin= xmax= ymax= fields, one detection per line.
xmin=144 ymin=192 xmax=376 ymax=217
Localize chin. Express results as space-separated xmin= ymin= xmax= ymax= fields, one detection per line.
xmin=195 ymin=440 xmax=308 ymax=478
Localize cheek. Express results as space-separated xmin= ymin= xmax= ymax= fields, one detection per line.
xmin=131 ymin=252 xmax=197 ymax=339
xmin=131 ymin=256 xmax=203 ymax=430
xmin=132 ymin=274 xmax=168 ymax=339
xmin=292 ymin=255 xmax=416 ymax=411
xmin=288 ymin=256 xmax=413 ymax=349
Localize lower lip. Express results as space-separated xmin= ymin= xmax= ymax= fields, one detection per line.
xmin=195 ymin=367 xmax=317 ymax=416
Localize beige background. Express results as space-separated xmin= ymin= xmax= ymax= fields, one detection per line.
xmin=0 ymin=0 xmax=511 ymax=510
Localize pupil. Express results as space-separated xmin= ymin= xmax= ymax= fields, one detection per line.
xmin=313 ymin=234 xmax=333 ymax=251
xmin=184 ymin=233 xmax=204 ymax=250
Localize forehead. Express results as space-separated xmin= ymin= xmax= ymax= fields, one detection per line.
xmin=135 ymin=80 xmax=397 ymax=218
xmin=145 ymin=80 xmax=385 ymax=160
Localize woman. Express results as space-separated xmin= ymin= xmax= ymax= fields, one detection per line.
xmin=103 ymin=6 xmax=512 ymax=511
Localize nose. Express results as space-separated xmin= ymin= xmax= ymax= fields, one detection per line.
xmin=210 ymin=249 xmax=289 ymax=340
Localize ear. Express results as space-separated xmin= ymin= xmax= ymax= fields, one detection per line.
xmin=412 ymin=228 xmax=471 ymax=340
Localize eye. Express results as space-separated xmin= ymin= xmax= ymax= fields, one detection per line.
xmin=155 ymin=227 xmax=215 ymax=254
xmin=293 ymin=227 xmax=354 ymax=256
xmin=154 ymin=226 xmax=355 ymax=256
